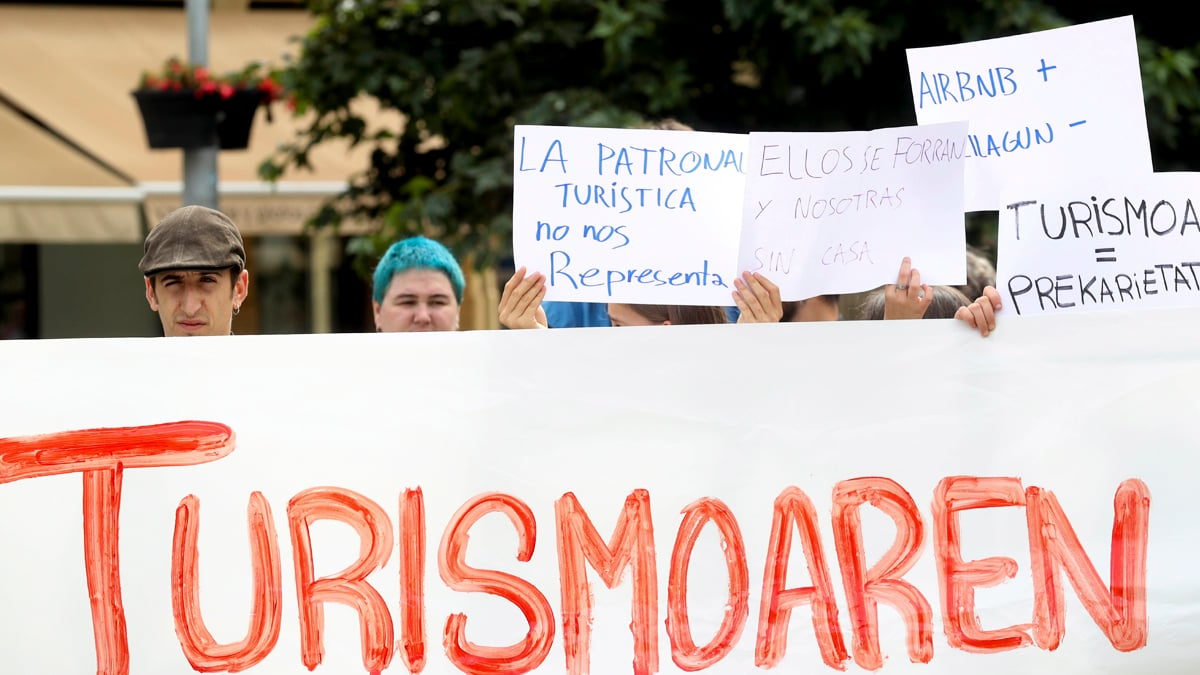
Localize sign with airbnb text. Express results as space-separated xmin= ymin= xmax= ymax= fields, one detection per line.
xmin=906 ymin=16 xmax=1151 ymax=211
xmin=1 ymin=315 xmax=1198 ymax=674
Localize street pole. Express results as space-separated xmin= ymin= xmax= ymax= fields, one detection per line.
xmin=183 ymin=0 xmax=218 ymax=209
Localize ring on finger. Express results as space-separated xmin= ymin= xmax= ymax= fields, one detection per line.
xmin=896 ymin=284 xmax=909 ymax=291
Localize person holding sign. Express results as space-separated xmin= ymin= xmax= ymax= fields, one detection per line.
xmin=879 ymin=256 xmax=938 ymax=319
xmin=607 ymin=302 xmax=728 ymax=326
xmin=861 ymin=286 xmax=971 ymax=320
xmin=954 ymin=286 xmax=1003 ymax=337
xmin=528 ymin=118 xmax=732 ymax=328
xmin=497 ymin=267 xmax=551 ymax=329
xmin=372 ymin=237 xmax=465 ymax=332
xmin=960 ymin=245 xmax=996 ymax=302
xmin=139 ymin=205 xmax=249 ymax=337
xmin=858 ymin=256 xmax=1003 ymax=331
xmin=740 ymin=257 xmax=950 ymax=323
xmin=729 ymin=277 xmax=840 ymax=323
xmin=950 ymin=247 xmax=1001 ymax=336
xmin=498 ymin=267 xmax=740 ymax=328
xmin=731 ymin=271 xmax=785 ymax=323
xmin=779 ymin=295 xmax=840 ymax=322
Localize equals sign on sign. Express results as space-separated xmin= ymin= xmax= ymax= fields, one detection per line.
xmin=1095 ymin=247 xmax=1117 ymax=263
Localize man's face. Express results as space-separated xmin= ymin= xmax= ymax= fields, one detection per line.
xmin=373 ymin=269 xmax=460 ymax=332
xmin=145 ymin=269 xmax=249 ymax=337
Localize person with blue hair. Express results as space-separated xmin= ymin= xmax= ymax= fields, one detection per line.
xmin=372 ymin=236 xmax=465 ymax=332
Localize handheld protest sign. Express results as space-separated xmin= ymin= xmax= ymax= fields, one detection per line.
xmin=995 ymin=172 xmax=1200 ymax=316
xmin=737 ymin=122 xmax=967 ymax=300
xmin=906 ymin=16 xmax=1151 ymax=211
xmin=512 ymin=125 xmax=747 ymax=306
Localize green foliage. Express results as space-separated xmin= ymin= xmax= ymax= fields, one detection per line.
xmin=261 ymin=0 xmax=1200 ymax=270
xmin=1140 ymin=41 xmax=1200 ymax=167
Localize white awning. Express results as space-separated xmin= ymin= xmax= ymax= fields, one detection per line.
xmin=0 ymin=188 xmax=143 ymax=243
xmin=141 ymin=181 xmax=369 ymax=236
xmin=0 ymin=181 xmax=365 ymax=242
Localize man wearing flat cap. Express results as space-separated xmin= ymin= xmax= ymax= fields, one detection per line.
xmin=140 ymin=205 xmax=249 ymax=337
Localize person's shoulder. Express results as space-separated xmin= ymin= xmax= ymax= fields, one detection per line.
xmin=543 ymin=301 xmax=610 ymax=328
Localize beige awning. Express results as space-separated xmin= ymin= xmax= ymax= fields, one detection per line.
xmin=0 ymin=5 xmax=391 ymax=242
xmin=142 ymin=181 xmax=370 ymax=236
xmin=0 ymin=101 xmax=128 ymax=188
xmin=0 ymin=187 xmax=144 ymax=243
xmin=0 ymin=100 xmax=142 ymax=242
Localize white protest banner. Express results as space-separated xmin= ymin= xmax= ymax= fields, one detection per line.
xmin=512 ymin=125 xmax=746 ymax=305
xmin=737 ymin=123 xmax=967 ymax=300
xmin=3 ymin=315 xmax=1200 ymax=674
xmin=906 ymin=16 xmax=1151 ymax=211
xmin=995 ymin=172 xmax=1200 ymax=316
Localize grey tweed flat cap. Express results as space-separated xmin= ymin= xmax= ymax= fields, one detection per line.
xmin=139 ymin=205 xmax=246 ymax=276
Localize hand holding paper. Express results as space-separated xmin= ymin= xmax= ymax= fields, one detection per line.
xmin=733 ymin=272 xmax=783 ymax=323
xmin=498 ymin=267 xmax=549 ymax=330
xmin=955 ymin=286 xmax=1002 ymax=336
xmin=883 ymin=257 xmax=935 ymax=320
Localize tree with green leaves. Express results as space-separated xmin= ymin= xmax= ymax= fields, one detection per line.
xmin=262 ymin=0 xmax=1200 ymax=269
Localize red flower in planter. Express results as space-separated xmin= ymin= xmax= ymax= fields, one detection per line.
xmin=133 ymin=56 xmax=286 ymax=150
xmin=136 ymin=57 xmax=284 ymax=106
xmin=196 ymin=80 xmax=218 ymax=98
xmin=258 ymin=77 xmax=283 ymax=103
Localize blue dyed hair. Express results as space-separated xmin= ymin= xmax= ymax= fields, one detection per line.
xmin=372 ymin=236 xmax=465 ymax=304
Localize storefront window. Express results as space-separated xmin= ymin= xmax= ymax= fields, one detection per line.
xmin=234 ymin=235 xmax=371 ymax=335
xmin=0 ymin=245 xmax=35 ymax=340
xmin=251 ymin=235 xmax=311 ymax=335
xmin=331 ymin=237 xmax=372 ymax=333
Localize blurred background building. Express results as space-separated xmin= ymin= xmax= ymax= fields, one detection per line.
xmin=0 ymin=0 xmax=378 ymax=338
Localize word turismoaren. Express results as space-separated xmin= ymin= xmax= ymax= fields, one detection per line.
xmin=0 ymin=423 xmax=1150 ymax=675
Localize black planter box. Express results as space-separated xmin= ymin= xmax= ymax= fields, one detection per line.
xmin=132 ymin=89 xmax=265 ymax=150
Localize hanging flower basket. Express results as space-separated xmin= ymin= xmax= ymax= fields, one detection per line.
xmin=133 ymin=89 xmax=266 ymax=149
xmin=132 ymin=57 xmax=283 ymax=150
